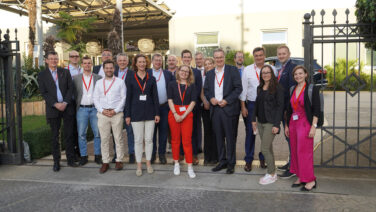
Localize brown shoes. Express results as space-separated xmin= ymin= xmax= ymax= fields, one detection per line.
xmin=244 ymin=162 xmax=252 ymax=172
xmin=178 ymin=155 xmax=184 ymax=162
xmin=260 ymin=159 xmax=267 ymax=169
xmin=193 ymin=156 xmax=199 ymax=165
xmin=115 ymin=162 xmax=123 ymax=170
xmin=99 ymin=163 xmax=109 ymax=174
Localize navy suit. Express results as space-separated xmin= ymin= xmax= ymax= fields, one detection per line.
xmin=277 ymin=59 xmax=297 ymax=167
xmin=204 ymin=65 xmax=242 ymax=167
xmin=147 ymin=69 xmax=174 ymax=157
xmin=191 ymin=68 xmax=203 ymax=156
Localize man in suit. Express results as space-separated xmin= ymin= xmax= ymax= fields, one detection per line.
xmin=38 ymin=51 xmax=78 ymax=172
xmin=204 ymin=48 xmax=242 ymax=174
xmin=167 ymin=54 xmax=178 ymax=76
xmin=194 ymin=52 xmax=205 ymax=153
xmin=233 ymin=51 xmax=246 ymax=141
xmin=93 ymin=49 xmax=114 ymax=77
xmin=275 ymin=45 xmax=297 ymax=179
xmin=149 ymin=53 xmax=174 ymax=164
xmin=181 ymin=49 xmax=203 ymax=165
xmin=114 ymin=53 xmax=135 ymax=164
xmin=72 ymin=56 xmax=102 ymax=166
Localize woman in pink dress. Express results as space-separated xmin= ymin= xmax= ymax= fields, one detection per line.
xmin=285 ymin=65 xmax=321 ymax=191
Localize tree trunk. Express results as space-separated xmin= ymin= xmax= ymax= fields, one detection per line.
xmin=26 ymin=0 xmax=36 ymax=60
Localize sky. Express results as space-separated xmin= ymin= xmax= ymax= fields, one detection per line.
xmin=164 ymin=0 xmax=357 ymax=17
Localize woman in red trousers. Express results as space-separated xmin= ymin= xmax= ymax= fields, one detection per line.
xmin=285 ymin=65 xmax=321 ymax=191
xmin=167 ymin=65 xmax=197 ymax=178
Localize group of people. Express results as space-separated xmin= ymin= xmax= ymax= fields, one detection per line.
xmin=38 ymin=45 xmax=320 ymax=191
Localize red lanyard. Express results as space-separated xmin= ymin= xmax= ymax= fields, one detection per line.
xmin=82 ymin=74 xmax=93 ymax=92
xmin=120 ymin=69 xmax=128 ymax=80
xmin=103 ymin=77 xmax=116 ymax=96
xmin=178 ymin=83 xmax=187 ymax=105
xmin=254 ymin=64 xmax=260 ymax=82
xmin=52 ymin=71 xmax=58 ymax=83
xmin=292 ymin=83 xmax=306 ymax=111
xmin=155 ymin=69 xmax=163 ymax=82
xmin=134 ymin=73 xmax=149 ymax=94
xmin=215 ymin=71 xmax=225 ymax=87
xmin=278 ymin=64 xmax=286 ymax=81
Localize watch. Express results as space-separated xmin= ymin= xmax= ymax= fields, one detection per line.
xmin=313 ymin=123 xmax=317 ymax=128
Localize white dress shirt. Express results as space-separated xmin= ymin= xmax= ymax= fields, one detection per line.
xmin=214 ymin=66 xmax=225 ymax=101
xmin=197 ymin=66 xmax=205 ymax=86
xmin=98 ymin=65 xmax=105 ymax=77
xmin=153 ymin=69 xmax=167 ymax=104
xmin=80 ymin=73 xmax=95 ymax=106
xmin=93 ymin=77 xmax=126 ymax=113
xmin=240 ymin=63 xmax=277 ymax=102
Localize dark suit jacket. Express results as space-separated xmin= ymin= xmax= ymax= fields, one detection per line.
xmin=204 ymin=65 xmax=243 ymax=117
xmin=38 ymin=67 xmax=74 ymax=118
xmin=147 ymin=69 xmax=175 ymax=100
xmin=93 ymin=64 xmax=119 ymax=75
xmin=251 ymin=84 xmax=284 ymax=128
xmin=286 ymin=83 xmax=321 ymax=127
xmin=192 ymin=68 xmax=203 ymax=104
xmin=278 ymin=59 xmax=297 ymax=110
xmin=72 ymin=73 xmax=102 ymax=111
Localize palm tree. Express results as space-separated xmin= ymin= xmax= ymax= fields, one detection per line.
xmin=25 ymin=0 xmax=36 ymax=60
xmin=56 ymin=11 xmax=96 ymax=54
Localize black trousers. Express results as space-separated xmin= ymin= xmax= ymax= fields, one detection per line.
xmin=212 ymin=106 xmax=238 ymax=167
xmin=47 ymin=111 xmax=75 ymax=163
xmin=72 ymin=101 xmax=80 ymax=157
xmin=191 ymin=105 xmax=202 ymax=156
xmin=202 ymin=108 xmax=218 ymax=162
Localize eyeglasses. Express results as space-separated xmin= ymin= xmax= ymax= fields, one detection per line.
xmin=69 ymin=55 xmax=80 ymax=58
xmin=214 ymin=56 xmax=224 ymax=59
xmin=262 ymin=72 xmax=272 ymax=75
xmin=180 ymin=70 xmax=189 ymax=74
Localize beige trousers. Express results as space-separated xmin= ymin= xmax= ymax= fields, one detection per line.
xmin=132 ymin=120 xmax=155 ymax=163
xmin=97 ymin=112 xmax=124 ymax=163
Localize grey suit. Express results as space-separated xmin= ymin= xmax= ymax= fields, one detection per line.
xmin=73 ymin=73 xmax=102 ymax=111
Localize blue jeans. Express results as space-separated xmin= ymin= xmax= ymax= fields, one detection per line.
xmin=153 ymin=104 xmax=169 ymax=155
xmin=76 ymin=107 xmax=101 ymax=156
xmin=244 ymin=101 xmax=264 ymax=163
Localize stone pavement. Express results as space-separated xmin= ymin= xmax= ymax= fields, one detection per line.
xmin=0 ymin=162 xmax=376 ymax=211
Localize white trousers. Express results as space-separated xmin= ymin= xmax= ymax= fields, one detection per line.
xmin=132 ymin=120 xmax=155 ymax=163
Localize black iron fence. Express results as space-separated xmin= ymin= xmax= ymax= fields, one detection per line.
xmin=0 ymin=29 xmax=23 ymax=164
xmin=303 ymin=9 xmax=376 ymax=168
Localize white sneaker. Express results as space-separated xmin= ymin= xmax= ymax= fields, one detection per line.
xmin=259 ymin=174 xmax=277 ymax=185
xmin=187 ymin=166 xmax=196 ymax=178
xmin=174 ymin=163 xmax=180 ymax=175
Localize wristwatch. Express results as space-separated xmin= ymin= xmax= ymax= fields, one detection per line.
xmin=313 ymin=123 xmax=317 ymax=128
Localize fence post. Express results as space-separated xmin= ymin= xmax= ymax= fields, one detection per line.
xmin=303 ymin=13 xmax=314 ymax=83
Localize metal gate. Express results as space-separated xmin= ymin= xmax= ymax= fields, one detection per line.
xmin=303 ymin=9 xmax=376 ymax=168
xmin=0 ymin=29 xmax=23 ymax=164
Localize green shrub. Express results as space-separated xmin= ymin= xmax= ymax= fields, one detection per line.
xmin=324 ymin=59 xmax=376 ymax=90
xmin=23 ymin=126 xmax=52 ymax=159
xmin=355 ymin=0 xmax=376 ymax=50
xmin=225 ymin=50 xmax=254 ymax=66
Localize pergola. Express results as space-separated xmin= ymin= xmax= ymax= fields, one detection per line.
xmin=0 ymin=0 xmax=173 ymax=64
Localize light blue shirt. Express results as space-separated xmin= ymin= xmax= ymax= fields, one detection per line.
xmin=50 ymin=69 xmax=63 ymax=103
xmin=118 ymin=68 xmax=128 ymax=81
xmin=153 ymin=69 xmax=167 ymax=105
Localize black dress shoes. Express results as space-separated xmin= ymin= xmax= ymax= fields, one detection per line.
xmin=129 ymin=154 xmax=135 ymax=164
xmin=244 ymin=162 xmax=252 ymax=172
xmin=291 ymin=182 xmax=306 ymax=188
xmin=53 ymin=161 xmax=60 ymax=172
xmin=79 ymin=156 xmax=88 ymax=166
xmin=226 ymin=166 xmax=235 ymax=174
xmin=212 ymin=163 xmax=227 ymax=172
xmin=159 ymin=155 xmax=167 ymax=164
xmin=95 ymin=155 xmax=102 ymax=165
xmin=67 ymin=161 xmax=79 ymax=167
xmin=151 ymin=154 xmax=156 ymax=164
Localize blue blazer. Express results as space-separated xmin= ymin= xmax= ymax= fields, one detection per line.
xmin=204 ymin=65 xmax=242 ymax=117
xmin=125 ymin=72 xmax=160 ymax=122
xmin=192 ymin=68 xmax=203 ymax=104
xmin=278 ymin=59 xmax=297 ymax=110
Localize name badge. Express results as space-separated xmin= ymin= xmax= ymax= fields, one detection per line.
xmin=179 ymin=106 xmax=186 ymax=112
xmin=139 ymin=94 xmax=147 ymax=101
xmin=293 ymin=114 xmax=299 ymax=121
